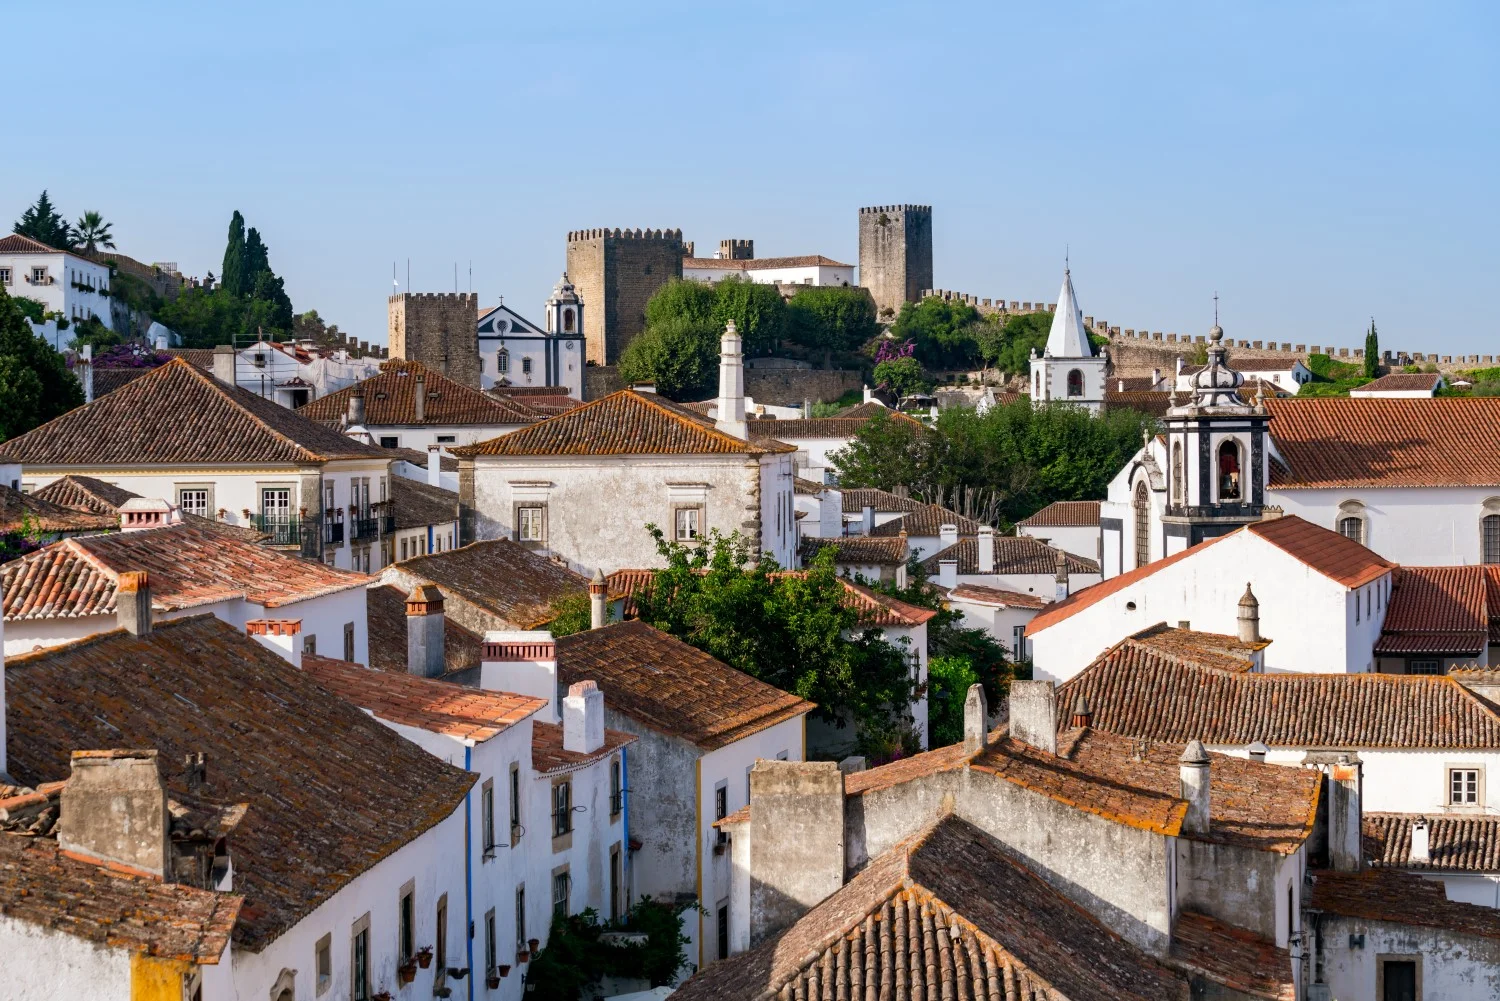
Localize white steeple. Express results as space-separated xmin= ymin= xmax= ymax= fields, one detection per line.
xmin=715 ymin=320 xmax=748 ymax=440
xmin=1044 ymin=266 xmax=1093 ymax=358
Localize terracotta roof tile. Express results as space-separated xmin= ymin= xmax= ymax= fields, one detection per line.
xmin=1017 ymin=500 xmax=1101 ymax=528
xmin=1058 ymin=640 xmax=1500 ymax=748
xmin=303 ymin=653 xmax=547 ymax=740
xmin=801 ymin=535 xmax=908 ymax=567
xmin=947 ymin=584 xmax=1049 ymax=610
xmin=366 ymin=584 xmax=483 ymax=675
xmin=1375 ymin=565 xmax=1488 ymax=656
xmin=529 ymin=721 xmax=637 ymax=776
xmin=1265 ymin=397 xmax=1500 ymax=488
xmin=840 ymin=487 xmax=925 ymax=515
xmin=3 ymin=525 xmax=369 ymax=621
xmin=297 ymin=360 xmax=537 ymax=426
xmin=921 ymin=536 xmax=1099 ymax=577
xmin=390 ymin=477 xmax=459 ymax=531
xmin=389 ymin=539 xmax=586 ymax=629
xmin=746 ymin=417 xmax=872 ymax=440
xmin=1365 ymin=813 xmax=1500 ymax=872
xmin=1123 ymin=623 xmax=1266 ymax=672
xmin=554 ymin=620 xmax=815 ymax=750
xmin=1245 ymin=516 xmax=1394 ymax=587
xmin=29 ymin=476 xmax=269 ymax=544
xmin=1104 ymin=389 xmax=1174 ymax=418
xmin=792 ymin=475 xmax=827 ymax=495
xmin=3 ymin=616 xmax=475 ymax=951
xmin=671 ymin=814 xmax=1192 ymax=1001
xmin=1308 ymin=866 xmax=1500 ymax=940
xmin=450 ymin=390 xmax=792 ymax=458
xmin=0 ymin=484 xmax=115 ymax=534
xmin=90 ymin=366 xmax=154 ymax=397
xmin=1169 ymin=911 xmax=1295 ymax=1001
xmin=0 ymin=833 xmax=242 ymax=963
xmin=1350 ymin=372 xmax=1443 ymax=393
xmin=0 ymin=233 xmax=65 ymax=253
xmin=869 ymin=503 xmax=981 ymax=537
xmin=0 ymin=359 xmax=392 ymax=465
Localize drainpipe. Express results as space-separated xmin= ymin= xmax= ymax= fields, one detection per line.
xmin=464 ymin=745 xmax=475 ymax=1001
xmin=622 ymin=746 xmax=631 ymax=908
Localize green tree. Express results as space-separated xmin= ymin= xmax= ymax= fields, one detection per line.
xmin=890 ymin=296 xmax=983 ymax=370
xmin=221 ymin=211 xmax=248 ymax=298
xmin=873 ymin=356 xmax=929 ymax=398
xmin=9 ymin=296 xmax=46 ymax=325
xmin=68 ymin=315 xmax=124 ymax=350
xmin=1363 ymin=320 xmax=1379 ymax=379
xmin=786 ymin=285 xmax=878 ymax=360
xmin=643 ymin=278 xmax=716 ymax=329
xmin=712 ymin=275 xmax=788 ymax=356
xmin=154 ymin=285 xmax=279 ymax=349
xmin=525 ymin=900 xmax=690 ymax=1001
xmin=926 ymin=655 xmax=979 ymax=747
xmin=975 ymin=311 xmax=1053 ymax=376
xmin=70 ymin=211 xmax=115 ymax=254
xmin=545 ymin=591 xmax=609 ymax=637
xmin=0 ymin=287 xmax=84 ymax=441
xmin=618 ymin=316 xmax=720 ymax=400
xmin=13 ymin=190 xmax=71 ymax=249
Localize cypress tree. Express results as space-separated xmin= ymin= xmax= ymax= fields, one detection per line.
xmin=13 ymin=190 xmax=72 ymax=249
xmin=221 ymin=211 xmax=247 ymax=298
xmin=1363 ymin=320 xmax=1379 ymax=379
xmin=244 ymin=227 xmax=270 ymax=281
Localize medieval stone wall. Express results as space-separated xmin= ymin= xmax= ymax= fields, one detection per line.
xmin=858 ymin=205 xmax=933 ymax=318
xmin=566 ymin=228 xmax=684 ymax=366
xmin=387 ymin=292 xmax=479 ymax=387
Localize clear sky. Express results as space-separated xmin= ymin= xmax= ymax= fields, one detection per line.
xmin=5 ymin=1 xmax=1495 ymax=353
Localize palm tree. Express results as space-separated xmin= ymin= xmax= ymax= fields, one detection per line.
xmin=71 ymin=211 xmax=115 ymax=254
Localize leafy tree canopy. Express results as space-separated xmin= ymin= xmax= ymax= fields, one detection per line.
xmin=71 ymin=211 xmax=115 ymax=254
xmin=0 ymin=287 xmax=84 ymax=441
xmin=890 ymin=296 xmax=982 ymax=370
xmin=618 ymin=316 xmax=721 ymax=400
xmin=711 ymin=275 xmax=788 ymax=356
xmin=154 ymin=286 xmax=282 ymax=349
xmin=9 ymin=296 xmax=45 ymax=325
xmin=13 ymin=190 xmax=71 ymax=249
xmin=786 ymin=285 xmax=878 ymax=355
xmin=873 ymin=355 xmax=929 ymax=398
xmin=1363 ymin=320 xmax=1380 ymax=379
xmin=974 ymin=311 xmax=1053 ymax=376
xmin=643 ymin=278 xmax=716 ymax=329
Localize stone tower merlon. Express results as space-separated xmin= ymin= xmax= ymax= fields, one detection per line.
xmin=857 ymin=204 xmax=934 ymax=319
xmin=720 ymin=239 xmax=754 ymax=260
xmin=566 ymin=228 xmax=684 ymax=366
xmin=387 ymin=292 xmax=481 ymax=388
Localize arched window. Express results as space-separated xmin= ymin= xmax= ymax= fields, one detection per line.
xmin=563 ymin=308 xmax=575 ymax=332
xmin=1217 ymin=440 xmax=1242 ymax=501
xmin=1067 ymin=369 xmax=1084 ymax=398
xmin=1483 ymin=515 xmax=1500 ymax=564
xmin=1337 ymin=500 xmax=1366 ymax=546
xmin=497 ymin=348 xmax=510 ymax=374
xmin=1171 ymin=441 xmax=1184 ymax=504
xmin=1134 ymin=481 xmax=1150 ymax=569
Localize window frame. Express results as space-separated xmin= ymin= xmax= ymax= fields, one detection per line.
xmin=398 ymin=879 xmax=416 ymax=963
xmin=551 ymin=866 xmax=571 ymax=918
xmin=552 ymin=779 xmax=573 ymax=838
xmin=515 ymin=885 xmax=526 ymax=950
xmin=609 ymin=757 xmax=623 ymax=818
xmin=1410 ymin=659 xmax=1441 ymax=675
xmin=1216 ymin=438 xmax=1243 ymax=502
xmin=509 ymin=763 xmax=522 ymax=842
xmin=315 ymin=932 xmax=333 ymax=995
xmin=1448 ymin=765 xmax=1483 ymax=807
xmin=175 ymin=484 xmax=213 ymax=519
xmin=350 ymin=913 xmax=372 ymax=1001
xmin=481 ymin=779 xmax=496 ymax=857
xmin=484 ymin=908 xmax=497 ymax=977
xmin=515 ymin=503 xmax=547 ymax=547
xmin=673 ymin=504 xmax=705 ymax=542
xmin=1483 ymin=510 xmax=1500 ymax=564
xmin=714 ymin=781 xmax=729 ymax=846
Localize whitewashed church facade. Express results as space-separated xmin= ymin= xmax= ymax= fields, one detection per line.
xmin=1029 ymin=267 xmax=1107 ymax=413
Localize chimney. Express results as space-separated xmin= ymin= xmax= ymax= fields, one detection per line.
xmin=715 ymin=320 xmax=748 ymax=439
xmin=1247 ymin=740 xmax=1269 ymax=763
xmin=427 ymin=444 xmax=442 ymax=487
xmin=406 ymin=584 xmax=445 ymax=677
xmin=79 ymin=344 xmax=94 ymax=403
xmin=562 ymin=680 xmax=605 ymax=754
xmin=1008 ymin=680 xmax=1057 ymax=755
xmin=802 ymin=398 xmax=812 ymax=419
xmin=1410 ymin=818 xmax=1430 ymax=864
xmin=116 ymin=571 xmax=152 ymax=636
xmin=748 ymin=760 xmax=844 ymax=945
xmin=1069 ymin=695 xmax=1093 ymax=729
xmin=1054 ymin=548 xmax=1070 ymax=601
xmin=939 ymin=523 xmax=959 ymax=550
xmin=1152 ymin=367 xmax=1161 ymax=388
xmin=119 ymin=497 xmax=175 ymax=532
xmin=589 ymin=568 xmax=608 ymax=630
xmin=963 ymin=683 xmax=989 ymax=752
xmin=861 ymin=505 xmax=875 ymax=536
xmin=58 ymin=750 xmax=171 ymax=880
xmin=481 ymin=631 xmax=559 ymax=722
xmin=1179 ymin=740 xmax=1211 ymax=834
xmin=938 ymin=558 xmax=958 ymax=590
xmin=414 ymin=372 xmax=427 ymax=422
xmin=977 ymin=526 xmax=995 ymax=574
xmin=347 ymin=385 xmax=366 ymax=426
xmin=1237 ymin=583 xmax=1260 ymax=643
xmin=246 ymin=619 xmax=303 ymax=668
xmin=1327 ymin=753 xmax=1364 ymax=872
xmin=212 ymin=344 xmax=235 ymax=385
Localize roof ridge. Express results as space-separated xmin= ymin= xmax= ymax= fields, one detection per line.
xmin=5 ymin=612 xmax=207 ymax=666
xmin=167 ymin=359 xmax=327 ymax=463
xmin=632 ymin=390 xmax=756 ymax=450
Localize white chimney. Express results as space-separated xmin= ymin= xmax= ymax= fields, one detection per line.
xmin=939 ymin=523 xmax=959 ymax=550
xmin=119 ymin=497 xmax=177 ymax=532
xmin=58 ymin=750 xmax=171 ymax=880
xmin=714 ymin=320 xmax=748 ymax=440
xmin=938 ymin=558 xmax=957 ymax=590
xmin=562 ymin=680 xmax=605 ymax=754
xmin=406 ymin=585 xmax=445 ymax=677
xmin=861 ymin=505 xmax=875 ymax=535
xmin=427 ymin=444 xmax=442 ymax=487
xmin=154 ymin=330 xmax=168 ymax=351
xmin=481 ymin=631 xmax=559 ymax=722
xmin=589 ymin=569 xmax=608 ymax=630
xmin=1179 ymin=740 xmax=1212 ymax=834
xmin=1152 ymin=367 xmax=1161 ymax=388
xmin=79 ymin=344 xmax=94 ymax=404
xmin=212 ymin=344 xmax=236 ymax=385
xmin=1009 ymin=681 xmax=1057 ymax=755
xmin=977 ymin=526 xmax=994 ymax=574
xmin=246 ymin=619 xmax=303 ymax=669
xmin=1238 ymin=583 xmax=1261 ymax=643
xmin=963 ymin=684 xmax=988 ymax=752
xmin=1410 ymin=819 xmax=1430 ymax=863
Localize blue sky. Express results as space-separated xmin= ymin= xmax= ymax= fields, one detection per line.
xmin=5 ymin=1 xmax=1495 ymax=354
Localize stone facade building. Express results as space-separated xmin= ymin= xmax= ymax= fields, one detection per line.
xmin=856 ymin=205 xmax=932 ymax=317
xmin=388 ymin=292 xmax=481 ymax=388
xmin=564 ymin=228 xmax=684 ymax=365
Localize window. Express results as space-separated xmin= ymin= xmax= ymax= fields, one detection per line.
xmin=610 ymin=844 xmax=622 ymax=921
xmin=484 ymin=909 xmax=497 ymax=977
xmin=563 ymin=308 xmax=574 ymax=332
xmin=435 ymin=895 xmax=448 ymax=976
xmin=717 ymin=901 xmax=730 ymax=960
xmin=315 ymin=933 xmax=332 ymax=995
xmin=436 ymin=434 xmax=456 ymax=444
xmin=515 ymin=886 xmax=526 ymax=949
xmin=304 ymin=634 xmax=317 ymax=655
xmin=400 ymin=538 xmax=409 ymax=561
xmin=31 ymin=266 xmax=47 ymax=284
xmin=351 ymin=915 xmax=371 ymax=1001
xmin=714 ymin=784 xmax=728 ymax=846
xmin=517 ymin=505 xmax=545 ymax=545
xmin=1450 ymin=767 xmax=1480 ymax=805
xmin=610 ymin=757 xmax=623 ymax=817
xmin=343 ymin=622 xmax=355 ymax=662
xmin=1217 ymin=440 xmax=1242 ymax=500
xmin=0 ymin=268 xmax=10 ymax=286
xmin=1012 ymin=625 xmax=1026 ymax=661
xmin=1066 ymin=369 xmax=1083 ymax=398
xmin=178 ymin=488 xmax=210 ymax=518
xmin=482 ymin=780 xmax=496 ymax=855
xmin=1380 ymin=959 xmax=1417 ymax=1001
xmin=1133 ymin=481 xmax=1150 ymax=569
xmin=1338 ymin=516 xmax=1364 ymax=544
xmin=1171 ymin=442 xmax=1184 ymax=504
xmin=1484 ymin=514 xmax=1500 ymax=564
xmin=552 ymin=869 xmax=571 ymax=917
xmin=510 ymin=764 xmax=522 ymax=840
xmin=399 ymin=883 xmax=415 ymax=962
xmin=497 ymin=349 xmax=510 ymax=374
xmin=522 ymin=357 xmax=532 ymax=375
xmin=262 ymin=487 xmax=291 ymax=524
xmin=675 ymin=506 xmax=702 ymax=541
xmin=380 ymin=436 xmax=399 ymax=449
xmin=552 ymin=781 xmax=573 ymax=836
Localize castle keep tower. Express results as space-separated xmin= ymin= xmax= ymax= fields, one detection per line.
xmin=858 ymin=205 xmax=933 ymax=318
xmin=388 ymin=292 xmax=480 ymax=388
xmin=565 ymin=227 xmax=684 ymax=366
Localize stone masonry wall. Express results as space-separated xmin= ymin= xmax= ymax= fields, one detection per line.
xmin=387 ymin=293 xmax=480 ymax=387
xmin=859 ymin=206 xmax=933 ymax=319
xmin=745 ymin=368 xmax=862 ymax=407
xmin=566 ymin=228 xmax=684 ymax=366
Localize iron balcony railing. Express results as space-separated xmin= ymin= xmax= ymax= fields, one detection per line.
xmin=351 ymin=516 xmax=379 ymax=541
xmin=253 ymin=514 xmax=306 ymax=548
xmin=324 ymin=520 xmax=344 ymax=545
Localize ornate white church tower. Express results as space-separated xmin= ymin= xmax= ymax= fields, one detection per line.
xmin=1029 ymin=267 xmax=1107 ymax=413
xmin=545 ymin=273 xmax=584 ymax=337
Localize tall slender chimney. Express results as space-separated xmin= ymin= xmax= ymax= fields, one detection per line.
xmin=212 ymin=344 xmax=235 ymax=386
xmin=1055 ymin=548 xmax=1070 ymax=601
xmin=1179 ymin=739 xmax=1211 ymax=835
xmin=1008 ymin=681 xmax=1057 ymax=755
xmin=1237 ymin=583 xmax=1260 ymax=643
xmin=79 ymin=344 xmax=94 ymax=403
xmin=589 ymin=569 xmax=608 ymax=630
xmin=938 ymin=558 xmax=958 ymax=591
xmin=116 ymin=571 xmax=152 ymax=636
xmin=1410 ymin=818 xmax=1430 ymax=864
xmin=939 ymin=523 xmax=959 ymax=550
xmin=715 ymin=320 xmax=748 ymax=440
xmin=405 ymin=584 xmax=445 ymax=677
xmin=748 ymin=760 xmax=843 ymax=945
xmin=414 ymin=372 xmax=427 ymax=422
xmin=977 ymin=526 xmax=994 ymax=574
xmin=1328 ymin=753 xmax=1363 ymax=872
xmin=562 ymin=680 xmax=605 ymax=754
xmin=862 ymin=506 xmax=875 ymax=535
xmin=963 ymin=683 xmax=988 ymax=752
xmin=427 ymin=444 xmax=442 ymax=487
xmin=347 ymin=385 xmax=366 ymax=426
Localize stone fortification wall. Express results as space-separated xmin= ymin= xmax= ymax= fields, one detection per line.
xmin=387 ymin=292 xmax=479 ymax=387
xmin=566 ymin=228 xmax=684 ymax=367
xmin=859 ymin=205 xmax=933 ymax=318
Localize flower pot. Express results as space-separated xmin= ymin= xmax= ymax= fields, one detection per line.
xmin=416 ymin=948 xmax=433 ymax=969
xmin=487 ymin=975 xmax=501 ymax=989
xmin=528 ymin=938 xmax=539 ymax=953
xmin=516 ymin=950 xmax=530 ymax=964
xmin=398 ymin=962 xmax=417 ymax=985
xmin=497 ymin=966 xmax=511 ymax=978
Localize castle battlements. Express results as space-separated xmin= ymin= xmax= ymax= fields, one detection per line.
xmin=858 ymin=205 xmax=932 ymax=215
xmin=387 ymin=291 xmax=478 ymax=304
xmin=567 ymin=228 xmax=684 ymax=242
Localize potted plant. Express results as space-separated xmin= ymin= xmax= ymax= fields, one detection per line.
xmin=374 ymin=993 xmax=393 ymax=1001
xmin=416 ymin=947 xmax=433 ymax=969
xmin=486 ymin=974 xmax=501 ymax=990
xmin=516 ymin=948 xmax=530 ymax=964
xmin=497 ymin=965 xmax=511 ymax=978
xmin=398 ymin=960 xmax=417 ymax=985
xmin=527 ymin=938 xmax=539 ymax=954
xmin=434 ymin=989 xmax=452 ymax=999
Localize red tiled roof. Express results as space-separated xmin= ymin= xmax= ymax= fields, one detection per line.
xmin=1058 ymin=639 xmax=1500 ymax=748
xmin=1169 ymin=911 xmax=1295 ymax=1001
xmin=792 ymin=475 xmax=827 ymax=495
xmin=0 ymin=484 xmax=115 ymax=534
xmin=840 ymin=487 xmax=925 ymax=515
xmin=554 ymin=620 xmax=815 ymax=751
xmin=366 ymin=584 xmax=483 ymax=675
xmin=390 ymin=476 xmax=459 ymax=531
xmin=1120 ymin=623 xmax=1265 ymax=672
xmin=1244 ymin=516 xmax=1395 ymax=588
xmin=800 ymin=535 xmax=908 ymax=567
xmin=1104 ymin=390 xmax=1174 ymax=418
xmin=682 ymin=254 xmax=852 ymax=270
xmin=530 ymin=721 xmax=638 ymax=776
xmin=1375 ymin=565 xmax=1488 ymax=656
xmin=0 ymin=233 xmax=64 ymax=254
xmin=947 ymin=584 xmax=1049 ymax=609
xmin=450 ymin=390 xmax=793 ymax=457
xmin=0 ymin=359 xmax=392 ymax=465
xmin=1308 ymin=866 xmax=1500 ymax=940
xmin=29 ymin=476 xmax=269 ymax=544
xmin=297 ymin=360 xmax=537 ymax=427
xmin=921 ymin=536 xmax=1099 ymax=577
xmin=746 ymin=417 xmax=870 ymax=440
xmin=303 ymin=653 xmax=546 ymax=740
xmin=388 ymin=539 xmax=587 ymax=630
xmin=839 ymin=579 xmax=938 ymax=626
xmin=1017 ymin=500 xmax=1101 ymax=528
xmin=3 ymin=524 xmax=369 ymax=621
xmin=869 ymin=503 xmax=981 ymax=537
xmin=1351 ymin=372 xmax=1443 ymax=393
xmin=1365 ymin=813 xmax=1500 ymax=873
xmin=1265 ymin=397 xmax=1500 ymax=488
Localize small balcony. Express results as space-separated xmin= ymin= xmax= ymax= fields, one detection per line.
xmin=253 ymin=514 xmax=307 ymax=548
xmin=324 ymin=520 xmax=344 ymax=546
xmin=351 ymin=516 xmax=379 ymax=541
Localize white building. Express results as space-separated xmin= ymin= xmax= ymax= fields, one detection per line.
xmin=210 ymin=339 xmax=382 ymax=408
xmin=1175 ymin=356 xmax=1312 ymax=394
xmin=682 ymin=253 xmax=854 ymax=288
xmin=456 ymin=323 xmax=799 ymax=574
xmin=1348 ymin=371 xmax=1445 ymax=398
xmin=0 ymin=233 xmax=113 ymax=339
xmin=922 ymin=528 xmax=1101 ymax=599
xmin=869 ymin=503 xmax=981 ymax=560
xmin=943 ymin=583 xmax=1048 ymax=661
xmin=476 ymin=275 xmax=587 ymax=400
xmin=0 ymin=358 xmax=399 ymax=573
xmin=791 ymin=477 xmax=841 ymax=538
xmin=1016 ymin=500 xmax=1101 ymax=563
xmin=1029 ymin=267 xmax=1106 ymax=413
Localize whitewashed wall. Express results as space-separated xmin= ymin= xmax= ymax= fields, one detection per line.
xmin=1212 ymin=746 xmax=1500 ymax=816
xmin=1271 ymin=485 xmax=1500 ymax=567
xmin=0 ymin=913 xmax=132 ymax=1001
xmin=365 ymin=422 xmax=527 ymax=455
xmin=1017 ymin=523 xmax=1101 ymax=564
